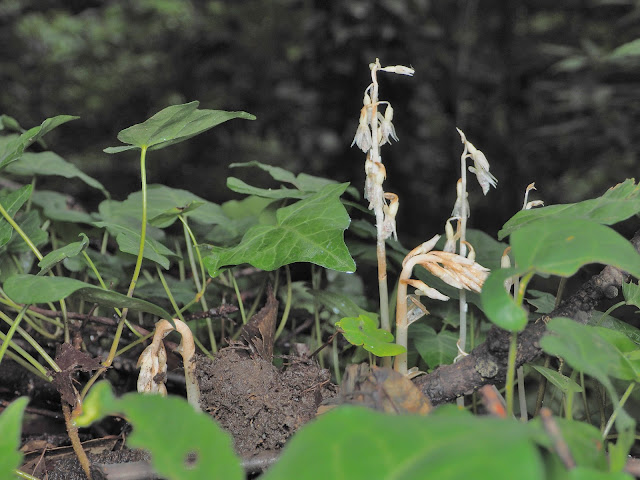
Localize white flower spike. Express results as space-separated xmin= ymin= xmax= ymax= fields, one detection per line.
xmin=456 ymin=128 xmax=497 ymax=195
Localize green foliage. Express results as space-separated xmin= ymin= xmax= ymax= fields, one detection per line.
xmin=76 ymin=382 xmax=243 ymax=480
xmin=499 ymin=180 xmax=640 ymax=239
xmin=104 ymin=101 xmax=255 ymax=153
xmin=411 ymin=322 xmax=458 ymax=369
xmin=4 ymin=274 xmax=172 ymax=320
xmin=37 ymin=233 xmax=89 ymax=275
xmin=532 ymin=366 xmax=583 ymax=395
xmin=481 ymin=267 xmax=529 ymax=332
xmin=0 ymin=397 xmax=28 ymax=479
xmin=203 ymin=183 xmax=356 ymax=275
xmin=510 ymin=218 xmax=640 ymax=278
xmin=336 ymin=314 xmax=405 ymax=357
xmin=0 ymin=184 xmax=32 ymax=247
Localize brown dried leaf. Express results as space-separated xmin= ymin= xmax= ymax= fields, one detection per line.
xmin=240 ymin=285 xmax=278 ymax=360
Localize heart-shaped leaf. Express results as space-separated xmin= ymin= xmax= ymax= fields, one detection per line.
xmin=204 ymin=183 xmax=355 ymax=275
xmin=75 ymin=382 xmax=243 ymax=480
xmin=336 ymin=314 xmax=405 ymax=357
xmin=411 ymin=323 xmax=458 ymax=368
xmin=104 ymin=101 xmax=255 ymax=152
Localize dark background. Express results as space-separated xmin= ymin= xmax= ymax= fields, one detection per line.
xmin=1 ymin=0 xmax=639 ymax=247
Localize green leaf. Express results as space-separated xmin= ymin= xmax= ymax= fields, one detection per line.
xmin=0 ymin=397 xmax=28 ymax=479
xmin=480 ymin=267 xmax=529 ymax=332
xmin=261 ymin=406 xmax=544 ymax=480
xmin=94 ymin=221 xmax=176 ymax=270
xmin=526 ymin=290 xmax=557 ymax=314
xmin=609 ymin=38 xmax=640 ymax=59
xmin=6 ymin=210 xmax=48 ymax=254
xmin=411 ymin=323 xmax=458 ymax=368
xmin=312 ymin=290 xmax=377 ymax=321
xmin=75 ymin=382 xmax=243 ymax=480
xmin=529 ymin=416 xmax=607 ymax=470
xmin=541 ymin=318 xmax=636 ymax=431
xmin=541 ymin=318 xmax=639 ymax=383
xmin=6 ymin=151 xmax=108 ymax=196
xmin=31 ymin=190 xmax=95 ymax=224
xmin=511 ymin=218 xmax=640 ymax=278
xmin=149 ymin=201 xmax=203 ymax=228
xmin=204 ymin=183 xmax=355 ymax=275
xmin=0 ymin=184 xmax=32 ymax=248
xmin=531 ymin=366 xmax=583 ymax=394
xmin=499 ymin=180 xmax=640 ymax=239
xmin=226 ymin=177 xmax=307 ymax=199
xmin=622 ymin=281 xmax=640 ymax=311
xmin=567 ymin=468 xmax=632 ymax=480
xmin=104 ymin=101 xmax=255 ymax=152
xmin=229 ymin=160 xmax=359 ymax=198
xmin=0 ymin=115 xmax=78 ymax=170
xmin=4 ymin=274 xmax=172 ymax=319
xmin=37 ymin=233 xmax=89 ymax=275
xmin=336 ymin=314 xmax=405 ymax=357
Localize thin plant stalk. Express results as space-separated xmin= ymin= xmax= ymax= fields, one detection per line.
xmin=84 ymin=145 xmax=149 ymax=398
xmin=229 ymin=269 xmax=247 ymax=324
xmin=156 ymin=265 xmax=186 ymax=323
xmin=274 ymin=265 xmax=293 ymax=340
xmin=506 ymin=271 xmax=534 ymax=417
xmin=0 ymin=307 xmax=60 ymax=373
xmin=603 ymin=383 xmax=635 ymax=439
xmin=180 ymin=217 xmax=216 ymax=351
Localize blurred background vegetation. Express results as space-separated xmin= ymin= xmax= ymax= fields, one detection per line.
xmin=1 ymin=0 xmax=639 ymax=246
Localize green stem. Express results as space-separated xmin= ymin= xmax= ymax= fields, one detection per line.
xmin=0 ymin=202 xmax=43 ymax=261
xmin=312 ymin=265 xmax=324 ymax=368
xmin=0 ymin=308 xmax=60 ymax=372
xmin=596 ymin=301 xmax=625 ymax=326
xmin=274 ymin=265 xmax=293 ymax=340
xmin=105 ymin=145 xmax=148 ymax=366
xmin=505 ymin=270 xmax=534 ymax=417
xmin=14 ymin=469 xmax=42 ymax=480
xmin=505 ymin=331 xmax=518 ymax=418
xmin=156 ymin=265 xmax=185 ymax=322
xmin=602 ymin=383 xmax=635 ymax=439
xmin=229 ymin=270 xmax=247 ymax=324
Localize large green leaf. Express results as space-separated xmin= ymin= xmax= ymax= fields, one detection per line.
xmin=0 ymin=397 xmax=28 ymax=479
xmin=480 ymin=267 xmax=529 ymax=332
xmin=75 ymin=382 xmax=243 ymax=480
xmin=411 ymin=323 xmax=458 ymax=368
xmin=0 ymin=115 xmax=78 ymax=170
xmin=3 ymin=274 xmax=172 ymax=319
xmin=336 ymin=314 xmax=405 ymax=357
xmin=6 ymin=152 xmax=108 ymax=196
xmin=203 ymin=183 xmax=355 ymax=274
xmin=262 ymin=406 xmax=544 ymax=480
xmin=511 ymin=218 xmax=640 ymax=278
xmin=31 ymin=190 xmax=95 ymax=224
xmin=0 ymin=184 xmax=32 ymax=248
xmin=104 ymin=101 xmax=255 ymax=153
xmin=499 ymin=180 xmax=640 ymax=239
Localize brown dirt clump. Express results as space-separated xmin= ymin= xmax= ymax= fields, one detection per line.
xmin=196 ymin=348 xmax=335 ymax=457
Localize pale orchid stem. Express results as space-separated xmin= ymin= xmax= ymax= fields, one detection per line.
xmin=149 ymin=319 xmax=201 ymax=412
xmin=457 ymin=143 xmax=469 ymax=407
xmin=394 ymin=254 xmax=430 ymax=375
